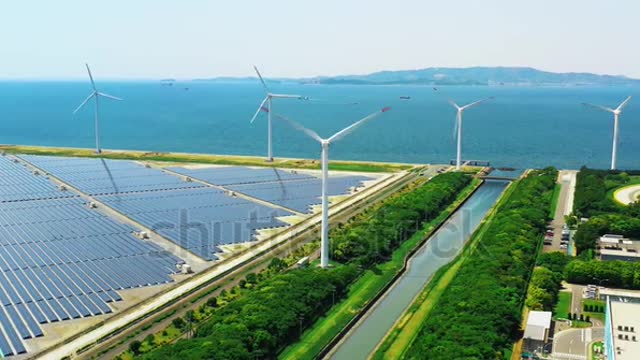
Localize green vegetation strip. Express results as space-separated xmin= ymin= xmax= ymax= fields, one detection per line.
xmin=566 ymin=259 xmax=640 ymax=290
xmin=280 ymin=177 xmax=482 ymax=360
xmin=549 ymin=183 xmax=561 ymax=218
xmin=0 ymin=145 xmax=412 ymax=173
xmin=402 ymin=168 xmax=557 ymax=360
xmin=553 ymin=292 xmax=572 ymax=320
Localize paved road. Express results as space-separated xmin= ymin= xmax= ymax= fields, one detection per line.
xmin=565 ymin=283 xmax=585 ymax=317
xmin=544 ymin=170 xmax=577 ymax=254
xmin=553 ymin=327 xmax=603 ymax=360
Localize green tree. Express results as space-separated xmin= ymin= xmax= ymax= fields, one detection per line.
xmin=206 ymin=296 xmax=218 ymax=308
xmin=172 ymin=317 xmax=185 ymax=330
xmin=129 ymin=340 xmax=142 ymax=355
xmin=145 ymin=334 xmax=155 ymax=346
xmin=245 ymin=272 xmax=258 ymax=285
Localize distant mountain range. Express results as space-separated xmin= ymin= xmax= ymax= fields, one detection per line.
xmin=193 ymin=67 xmax=640 ymax=86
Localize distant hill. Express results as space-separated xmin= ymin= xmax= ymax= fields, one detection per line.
xmin=304 ymin=67 xmax=640 ymax=86
xmin=192 ymin=67 xmax=640 ymax=86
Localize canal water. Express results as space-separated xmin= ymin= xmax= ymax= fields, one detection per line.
xmin=328 ymin=180 xmax=509 ymax=360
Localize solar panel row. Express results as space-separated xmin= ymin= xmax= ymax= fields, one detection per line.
xmin=98 ymin=188 xmax=293 ymax=260
xmin=167 ymin=166 xmax=315 ymax=186
xmin=0 ymin=156 xmax=77 ymax=203
xmin=227 ymin=177 xmax=373 ymax=213
xmin=19 ymin=155 xmax=203 ymax=196
xmin=0 ymin=157 xmax=184 ymax=357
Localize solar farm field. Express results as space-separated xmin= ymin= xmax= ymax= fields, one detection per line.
xmin=0 ymin=155 xmax=381 ymax=358
xmin=0 ymin=156 xmax=181 ymax=358
xmin=169 ymin=165 xmax=375 ymax=214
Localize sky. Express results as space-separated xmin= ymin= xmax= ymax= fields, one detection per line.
xmin=1 ymin=0 xmax=639 ymax=80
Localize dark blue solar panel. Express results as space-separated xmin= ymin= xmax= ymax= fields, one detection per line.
xmin=20 ymin=155 xmax=204 ymax=195
xmin=0 ymin=195 xmax=183 ymax=356
xmin=226 ymin=176 xmax=373 ymax=213
xmin=0 ymin=156 xmax=77 ymax=203
xmin=98 ymin=188 xmax=293 ymax=260
xmin=167 ymin=166 xmax=315 ymax=186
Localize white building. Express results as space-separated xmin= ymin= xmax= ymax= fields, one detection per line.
xmin=599 ymin=234 xmax=640 ymax=262
xmin=523 ymin=311 xmax=552 ymax=353
xmin=605 ymin=298 xmax=640 ymax=359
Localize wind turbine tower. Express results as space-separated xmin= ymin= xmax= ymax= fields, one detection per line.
xmin=250 ymin=66 xmax=307 ymax=162
xmin=73 ymin=64 xmax=122 ymax=154
xmin=264 ymin=106 xmax=391 ymax=268
xmin=448 ymin=97 xmax=492 ymax=171
xmin=582 ymin=96 xmax=632 ymax=170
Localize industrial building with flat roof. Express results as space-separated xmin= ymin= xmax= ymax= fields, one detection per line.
xmin=522 ymin=311 xmax=552 ymax=353
xmin=598 ymin=234 xmax=640 ymax=262
xmin=605 ymin=298 xmax=640 ymax=360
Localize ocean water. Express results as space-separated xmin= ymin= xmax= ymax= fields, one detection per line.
xmin=0 ymin=81 xmax=638 ymax=170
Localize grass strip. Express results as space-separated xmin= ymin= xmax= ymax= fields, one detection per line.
xmin=0 ymin=145 xmax=412 ymax=173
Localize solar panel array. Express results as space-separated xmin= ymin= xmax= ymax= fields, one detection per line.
xmin=0 ymin=157 xmax=181 ymax=358
xmin=20 ymin=155 xmax=203 ymax=196
xmin=0 ymin=156 xmax=76 ymax=202
xmin=19 ymin=156 xmax=295 ymax=262
xmin=0 ymin=156 xmax=371 ymax=357
xmin=167 ymin=166 xmax=315 ymax=186
xmin=227 ymin=177 xmax=373 ymax=213
xmin=98 ymin=188 xmax=292 ymax=260
xmin=166 ymin=165 xmax=374 ymax=214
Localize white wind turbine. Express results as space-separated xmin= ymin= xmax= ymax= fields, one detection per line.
xmin=250 ymin=66 xmax=307 ymax=162
xmin=73 ymin=64 xmax=122 ymax=154
xmin=582 ymin=96 xmax=632 ymax=170
xmin=448 ymin=97 xmax=493 ymax=170
xmin=263 ymin=106 xmax=391 ymax=268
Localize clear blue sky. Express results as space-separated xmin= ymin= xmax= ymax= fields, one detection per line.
xmin=1 ymin=0 xmax=638 ymax=80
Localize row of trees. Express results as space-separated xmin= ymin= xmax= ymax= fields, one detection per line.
xmin=404 ymin=168 xmax=557 ymax=359
xmin=143 ymin=265 xmax=359 ymax=360
xmin=565 ymin=259 xmax=640 ymax=289
xmin=332 ymin=172 xmax=472 ymax=266
xmin=567 ymin=313 xmax=591 ymax=322
xmin=525 ymin=252 xmax=569 ymax=311
xmin=141 ymin=173 xmax=473 ymax=359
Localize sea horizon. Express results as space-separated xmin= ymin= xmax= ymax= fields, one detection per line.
xmin=1 ymin=82 xmax=639 ymax=170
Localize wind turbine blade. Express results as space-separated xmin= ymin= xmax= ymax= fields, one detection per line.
xmin=582 ymin=102 xmax=615 ymax=113
xmin=448 ymin=99 xmax=460 ymax=109
xmin=268 ymin=110 xmax=323 ymax=143
xmin=460 ymin=97 xmax=494 ymax=111
xmin=253 ymin=65 xmax=269 ymax=92
xmin=98 ymin=92 xmax=123 ymax=101
xmin=616 ymin=96 xmax=632 ymax=112
xmin=328 ymin=106 xmax=391 ymax=143
xmin=73 ymin=92 xmax=96 ymax=114
xmin=250 ymin=97 xmax=269 ymax=123
xmin=86 ymin=63 xmax=96 ymax=91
